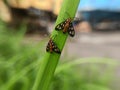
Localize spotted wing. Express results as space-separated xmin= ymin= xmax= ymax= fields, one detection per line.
xmin=52 ymin=44 xmax=61 ymax=54
xmin=46 ymin=41 xmax=50 ymax=52
xmin=55 ymin=20 xmax=67 ymax=30
xmin=68 ymin=22 xmax=75 ymax=37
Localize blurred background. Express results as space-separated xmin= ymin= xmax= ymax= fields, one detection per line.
xmin=0 ymin=0 xmax=120 ymax=90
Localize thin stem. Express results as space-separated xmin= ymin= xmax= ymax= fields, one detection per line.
xmin=32 ymin=0 xmax=80 ymax=90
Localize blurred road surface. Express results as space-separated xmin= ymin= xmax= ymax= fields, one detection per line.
xmin=64 ymin=31 xmax=120 ymax=60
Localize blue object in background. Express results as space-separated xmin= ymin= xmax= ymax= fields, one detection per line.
xmin=78 ymin=0 xmax=120 ymax=30
xmin=79 ymin=0 xmax=120 ymax=11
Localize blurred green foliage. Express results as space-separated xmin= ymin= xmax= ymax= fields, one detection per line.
xmin=0 ymin=21 xmax=45 ymax=90
xmin=0 ymin=21 xmax=119 ymax=90
xmin=50 ymin=58 xmax=119 ymax=90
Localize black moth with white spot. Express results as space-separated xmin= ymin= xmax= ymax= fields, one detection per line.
xmin=46 ymin=39 xmax=61 ymax=54
xmin=55 ymin=18 xmax=75 ymax=37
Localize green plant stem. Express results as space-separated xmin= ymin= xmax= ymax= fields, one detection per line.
xmin=32 ymin=0 xmax=80 ymax=90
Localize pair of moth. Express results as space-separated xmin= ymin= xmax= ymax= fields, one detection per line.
xmin=46 ymin=18 xmax=75 ymax=54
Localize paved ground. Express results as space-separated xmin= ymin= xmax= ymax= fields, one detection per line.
xmin=63 ymin=31 xmax=120 ymax=60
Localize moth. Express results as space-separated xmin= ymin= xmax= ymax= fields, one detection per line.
xmin=55 ymin=18 xmax=75 ymax=37
xmin=46 ymin=39 xmax=61 ymax=54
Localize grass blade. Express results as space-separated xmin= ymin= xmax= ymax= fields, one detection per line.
xmin=32 ymin=0 xmax=80 ymax=90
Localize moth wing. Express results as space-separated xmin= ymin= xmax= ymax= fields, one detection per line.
xmin=55 ymin=21 xmax=67 ymax=30
xmin=68 ymin=23 xmax=75 ymax=37
xmin=53 ymin=44 xmax=61 ymax=54
xmin=46 ymin=42 xmax=50 ymax=52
